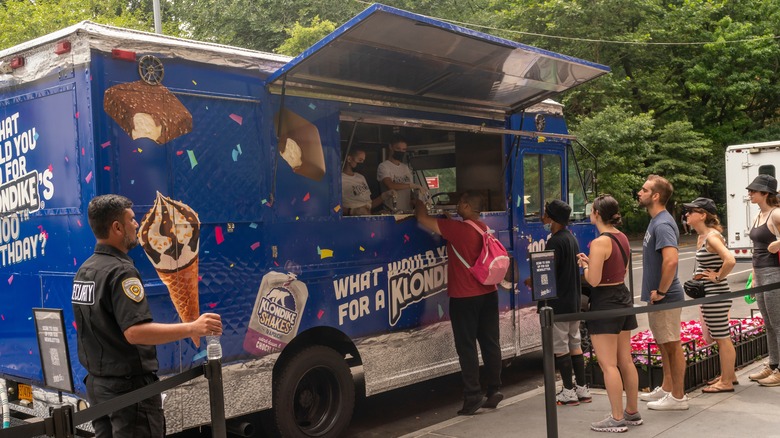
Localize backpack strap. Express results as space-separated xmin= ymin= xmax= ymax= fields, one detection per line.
xmin=603 ymin=232 xmax=628 ymax=268
xmin=450 ymin=220 xmax=489 ymax=269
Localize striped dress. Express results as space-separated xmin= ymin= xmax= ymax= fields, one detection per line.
xmin=695 ymin=231 xmax=732 ymax=339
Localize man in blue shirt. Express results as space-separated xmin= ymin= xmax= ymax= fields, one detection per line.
xmin=637 ymin=175 xmax=688 ymax=410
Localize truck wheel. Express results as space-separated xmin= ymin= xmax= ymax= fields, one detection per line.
xmin=272 ymin=346 xmax=355 ymax=438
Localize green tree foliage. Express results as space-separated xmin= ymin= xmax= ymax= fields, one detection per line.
xmin=276 ymin=16 xmax=336 ymax=56
xmin=574 ymin=105 xmax=654 ymax=213
xmin=0 ymin=0 xmax=168 ymax=50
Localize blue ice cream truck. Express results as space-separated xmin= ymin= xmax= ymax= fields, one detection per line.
xmin=0 ymin=4 xmax=609 ymax=436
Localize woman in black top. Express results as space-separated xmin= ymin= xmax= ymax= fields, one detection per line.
xmin=746 ymin=175 xmax=780 ymax=386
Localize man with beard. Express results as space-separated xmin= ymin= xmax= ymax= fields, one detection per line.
xmin=72 ymin=194 xmax=222 ymax=437
xmin=637 ymin=176 xmax=688 ymax=411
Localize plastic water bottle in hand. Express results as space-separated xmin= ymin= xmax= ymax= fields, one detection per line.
xmin=206 ymin=335 xmax=222 ymax=360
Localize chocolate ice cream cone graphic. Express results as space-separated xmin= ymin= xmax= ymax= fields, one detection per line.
xmin=139 ymin=192 xmax=201 ymax=346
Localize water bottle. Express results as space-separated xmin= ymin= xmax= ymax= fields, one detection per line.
xmin=206 ymin=335 xmax=222 ymax=360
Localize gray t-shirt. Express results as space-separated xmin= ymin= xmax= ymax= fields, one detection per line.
xmin=641 ymin=209 xmax=684 ymax=303
xmin=377 ymin=160 xmax=412 ymax=211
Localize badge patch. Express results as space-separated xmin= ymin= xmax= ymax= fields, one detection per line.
xmin=122 ymin=278 xmax=145 ymax=302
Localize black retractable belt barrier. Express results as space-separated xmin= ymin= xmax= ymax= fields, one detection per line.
xmin=0 ymin=366 xmax=205 ymax=438
xmin=540 ymin=280 xmax=780 ymax=438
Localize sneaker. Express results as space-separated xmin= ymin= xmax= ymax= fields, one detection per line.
xmin=590 ymin=414 xmax=628 ymax=433
xmin=457 ymin=395 xmax=485 ymax=415
xmin=639 ymin=386 xmax=668 ymax=402
xmin=758 ymin=369 xmax=780 ymax=387
xmin=556 ymin=387 xmax=579 ymax=406
xmin=647 ymin=393 xmax=689 ymax=411
xmin=483 ymin=390 xmax=504 ymax=409
xmin=750 ymin=364 xmax=774 ymax=381
xmin=575 ymin=384 xmax=592 ymax=403
xmin=623 ymin=410 xmax=643 ymax=426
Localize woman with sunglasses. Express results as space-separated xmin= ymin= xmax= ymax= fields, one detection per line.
xmin=682 ymin=198 xmax=736 ymax=392
xmin=577 ymin=195 xmax=640 ymax=433
xmin=746 ymin=175 xmax=780 ymax=386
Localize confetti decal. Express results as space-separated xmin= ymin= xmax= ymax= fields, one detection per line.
xmin=249 ymin=223 xmax=258 ymax=229
xmin=303 ymin=193 xmax=311 ymax=202
xmin=72 ymin=321 xmax=77 ymax=330
xmin=232 ymin=144 xmax=242 ymax=162
xmin=176 ymin=150 xmax=184 ymax=156
xmin=192 ymin=350 xmax=207 ymax=361
xmin=229 ymin=114 xmax=243 ymax=125
xmin=7 ymin=275 xmax=13 ymax=285
xmin=101 ymin=141 xmax=111 ymax=148
xmin=208 ymin=303 xmax=217 ymax=309
xmin=371 ymin=232 xmax=375 ymax=238
xmin=517 ymin=195 xmax=522 ymax=208
xmin=334 ymin=205 xmax=341 ymax=212
xmin=85 ymin=171 xmax=93 ymax=183
xmin=403 ymin=234 xmax=410 ymax=243
xmin=317 ymin=309 xmax=324 ymax=319
xmin=187 ymin=150 xmax=198 ymax=169
xmin=192 ymin=80 xmax=198 ymax=85
xmin=308 ymin=103 xmax=317 ymax=110
xmin=438 ymin=304 xmax=444 ymax=319
xmin=215 ymin=226 xmax=225 ymax=244
xmin=103 ymin=166 xmax=111 ymax=171
xmin=320 ymin=249 xmax=333 ymax=259
xmin=359 ymin=246 xmax=365 ymax=251
xmin=250 ymin=242 xmax=261 ymax=251
xmin=537 ymin=136 xmax=546 ymax=143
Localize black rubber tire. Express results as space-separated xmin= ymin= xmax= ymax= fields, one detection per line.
xmin=271 ymin=346 xmax=355 ymax=438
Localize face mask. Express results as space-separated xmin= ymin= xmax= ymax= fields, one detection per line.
xmin=352 ymin=162 xmax=365 ymax=173
xmin=543 ymin=223 xmax=552 ymax=232
xmin=392 ymin=151 xmax=405 ymax=161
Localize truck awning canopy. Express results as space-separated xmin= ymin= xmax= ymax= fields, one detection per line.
xmin=267 ymin=3 xmax=610 ymax=117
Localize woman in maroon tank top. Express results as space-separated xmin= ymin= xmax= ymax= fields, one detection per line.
xmin=577 ymin=195 xmax=640 ymax=431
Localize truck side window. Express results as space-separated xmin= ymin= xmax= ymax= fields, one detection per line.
xmin=523 ymin=153 xmax=563 ymax=221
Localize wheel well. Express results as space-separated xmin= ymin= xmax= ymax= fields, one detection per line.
xmin=273 ymin=326 xmax=361 ymax=376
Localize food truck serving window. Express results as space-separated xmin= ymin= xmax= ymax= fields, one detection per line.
xmin=267 ymin=4 xmax=610 ymax=118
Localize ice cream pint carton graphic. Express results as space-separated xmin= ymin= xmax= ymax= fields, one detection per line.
xmin=138 ymin=192 xmax=202 ymax=346
xmin=244 ymin=271 xmax=308 ymax=356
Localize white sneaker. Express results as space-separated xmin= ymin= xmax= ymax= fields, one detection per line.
xmin=647 ymin=393 xmax=689 ymax=411
xmin=575 ymin=384 xmax=592 ymax=403
xmin=556 ymin=387 xmax=579 ymax=406
xmin=639 ymin=386 xmax=668 ymax=402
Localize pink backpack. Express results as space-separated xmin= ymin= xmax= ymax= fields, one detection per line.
xmin=450 ymin=220 xmax=510 ymax=285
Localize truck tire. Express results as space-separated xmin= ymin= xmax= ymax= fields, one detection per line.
xmin=272 ymin=345 xmax=355 ymax=438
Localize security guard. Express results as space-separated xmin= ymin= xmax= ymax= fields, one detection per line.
xmin=72 ymin=194 xmax=222 ymax=437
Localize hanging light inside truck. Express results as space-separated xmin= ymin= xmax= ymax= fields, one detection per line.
xmin=54 ymin=41 xmax=72 ymax=55
xmin=111 ymin=49 xmax=136 ymax=62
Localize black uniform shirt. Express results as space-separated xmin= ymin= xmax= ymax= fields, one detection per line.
xmin=537 ymin=228 xmax=581 ymax=314
xmin=72 ymin=243 xmax=158 ymax=377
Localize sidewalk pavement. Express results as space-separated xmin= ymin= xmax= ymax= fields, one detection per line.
xmin=401 ymin=361 xmax=779 ymax=438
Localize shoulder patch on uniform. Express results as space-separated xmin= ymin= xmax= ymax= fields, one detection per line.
xmin=122 ymin=278 xmax=145 ymax=303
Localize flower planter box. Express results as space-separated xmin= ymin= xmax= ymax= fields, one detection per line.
xmin=584 ymin=318 xmax=767 ymax=392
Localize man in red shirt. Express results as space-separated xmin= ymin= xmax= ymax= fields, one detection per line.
xmin=414 ymin=193 xmax=502 ymax=415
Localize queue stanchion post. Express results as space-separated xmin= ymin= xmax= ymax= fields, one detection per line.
xmin=205 ymin=335 xmax=227 ymax=438
xmin=540 ymin=305 xmax=558 ymax=438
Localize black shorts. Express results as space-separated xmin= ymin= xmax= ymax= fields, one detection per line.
xmin=86 ymin=373 xmax=165 ymax=438
xmin=586 ymin=284 xmax=638 ymax=335
xmin=587 ymin=315 xmax=638 ymax=335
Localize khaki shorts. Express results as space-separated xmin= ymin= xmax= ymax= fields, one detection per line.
xmin=552 ymin=321 xmax=582 ymax=355
xmin=648 ymin=307 xmax=682 ymax=344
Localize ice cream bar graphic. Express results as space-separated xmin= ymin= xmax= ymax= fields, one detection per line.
xmin=244 ymin=272 xmax=308 ymax=356
xmin=104 ymin=81 xmax=193 ymax=144
xmin=138 ymin=192 xmax=201 ymax=346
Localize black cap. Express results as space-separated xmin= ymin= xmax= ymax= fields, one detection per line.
xmin=545 ymin=199 xmax=572 ymax=224
xmin=746 ymin=174 xmax=778 ymax=194
xmin=683 ymin=197 xmax=717 ymax=214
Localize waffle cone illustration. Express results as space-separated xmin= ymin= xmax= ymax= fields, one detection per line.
xmin=139 ymin=192 xmax=201 ymax=346
xmin=157 ymin=258 xmax=200 ymax=345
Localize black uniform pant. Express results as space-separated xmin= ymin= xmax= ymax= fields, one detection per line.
xmin=86 ymin=373 xmax=165 ymax=438
xmin=449 ymin=291 xmax=502 ymax=397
